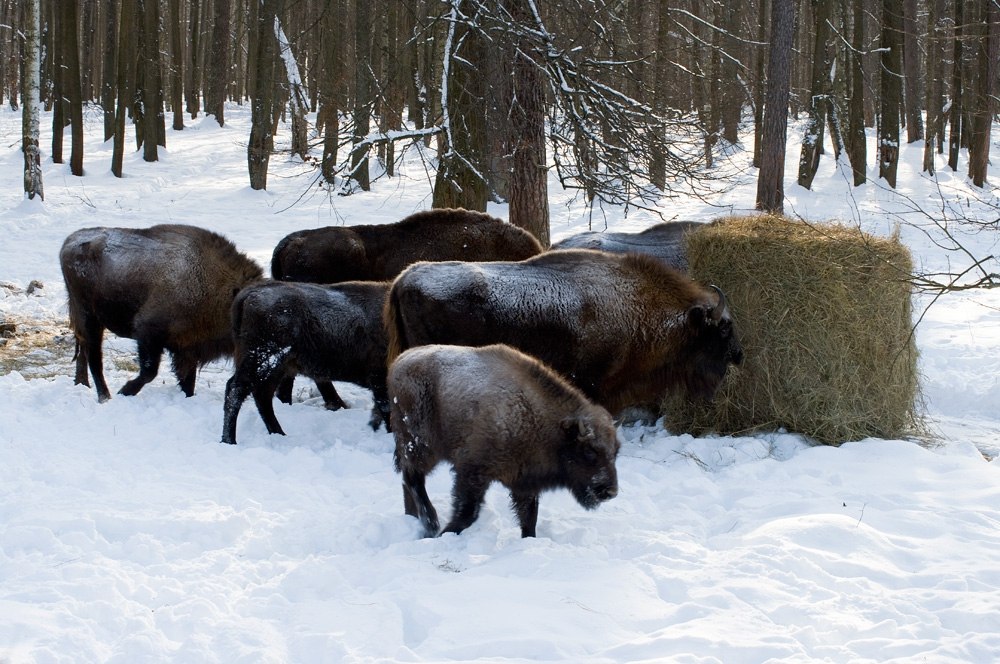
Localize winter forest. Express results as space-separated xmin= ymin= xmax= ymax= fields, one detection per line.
xmin=8 ymin=0 xmax=999 ymax=245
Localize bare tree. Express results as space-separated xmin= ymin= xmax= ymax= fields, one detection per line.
xmin=922 ymin=0 xmax=946 ymax=175
xmin=845 ymin=0 xmax=867 ymax=186
xmin=797 ymin=0 xmax=837 ymax=190
xmin=112 ymin=0 xmax=137 ymax=178
xmin=22 ymin=0 xmax=43 ymax=200
xmin=756 ymin=0 xmax=797 ymax=213
xmin=878 ymin=0 xmax=902 ymax=188
xmin=968 ymin=0 xmax=998 ymax=187
xmin=249 ymin=0 xmax=281 ymax=190
xmin=206 ymin=0 xmax=232 ymax=126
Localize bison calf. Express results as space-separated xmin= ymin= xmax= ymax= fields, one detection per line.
xmin=389 ymin=344 xmax=620 ymax=539
xmin=60 ymin=224 xmax=263 ymax=402
xmin=221 ymin=280 xmax=390 ymax=444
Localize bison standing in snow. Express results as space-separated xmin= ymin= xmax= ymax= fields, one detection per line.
xmin=550 ymin=221 xmax=705 ymax=272
xmin=60 ymin=224 xmax=263 ymax=402
xmin=270 ymin=207 xmax=543 ymax=407
xmin=389 ymin=344 xmax=621 ymax=538
xmin=270 ymin=208 xmax=543 ymax=284
xmin=221 ymin=280 xmax=390 ymax=444
xmin=385 ymin=249 xmax=743 ymax=417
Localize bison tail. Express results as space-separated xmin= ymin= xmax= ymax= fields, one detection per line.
xmin=383 ymin=282 xmax=409 ymax=368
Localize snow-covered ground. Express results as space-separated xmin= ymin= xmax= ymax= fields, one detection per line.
xmin=0 ymin=106 xmax=997 ymax=663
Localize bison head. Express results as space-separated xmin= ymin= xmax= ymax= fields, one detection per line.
xmin=679 ymin=285 xmax=744 ymax=401
xmin=559 ymin=412 xmax=621 ymax=509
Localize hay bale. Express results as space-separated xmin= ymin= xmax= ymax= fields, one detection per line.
xmin=663 ymin=214 xmax=920 ymax=444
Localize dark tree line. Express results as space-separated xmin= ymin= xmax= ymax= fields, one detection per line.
xmin=7 ymin=0 xmax=999 ymax=238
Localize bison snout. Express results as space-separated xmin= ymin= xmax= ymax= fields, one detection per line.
xmin=593 ymin=481 xmax=618 ymax=502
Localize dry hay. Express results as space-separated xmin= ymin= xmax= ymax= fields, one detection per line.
xmin=663 ymin=214 xmax=920 ymax=445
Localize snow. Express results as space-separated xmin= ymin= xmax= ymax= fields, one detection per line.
xmin=1 ymin=105 xmax=998 ymax=663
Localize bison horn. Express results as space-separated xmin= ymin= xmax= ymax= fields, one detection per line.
xmin=709 ymin=285 xmax=729 ymax=323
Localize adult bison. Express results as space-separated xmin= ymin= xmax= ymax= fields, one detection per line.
xmin=270 ymin=208 xmax=543 ymax=283
xmin=385 ymin=249 xmax=743 ymax=417
xmin=270 ymin=207 xmax=543 ymax=407
xmin=221 ymin=280 xmax=390 ymax=445
xmin=60 ymin=224 xmax=264 ymax=402
xmin=390 ymin=343 xmax=620 ymax=538
xmin=551 ymin=221 xmax=705 ymax=272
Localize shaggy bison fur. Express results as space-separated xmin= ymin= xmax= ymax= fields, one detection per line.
xmin=270 ymin=207 xmax=543 ymax=407
xmin=270 ymin=208 xmax=543 ymax=284
xmin=550 ymin=221 xmax=705 ymax=272
xmin=385 ymin=249 xmax=743 ymax=417
xmin=60 ymin=224 xmax=263 ymax=402
xmin=389 ymin=344 xmax=621 ymax=538
xmin=221 ymin=280 xmax=390 ymax=444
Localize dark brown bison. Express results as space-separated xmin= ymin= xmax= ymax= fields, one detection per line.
xmin=385 ymin=249 xmax=743 ymax=417
xmin=60 ymin=224 xmax=264 ymax=402
xmin=270 ymin=208 xmax=543 ymax=283
xmin=221 ymin=280 xmax=389 ymax=445
xmin=270 ymin=207 xmax=543 ymax=407
xmin=551 ymin=221 xmax=705 ymax=272
xmin=389 ymin=343 xmax=620 ymax=538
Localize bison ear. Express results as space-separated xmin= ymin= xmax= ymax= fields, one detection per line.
xmin=687 ymin=304 xmax=709 ymax=327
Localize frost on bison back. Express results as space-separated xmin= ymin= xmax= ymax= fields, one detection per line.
xmin=60 ymin=224 xmax=263 ymax=402
xmin=389 ymin=343 xmax=621 ymax=539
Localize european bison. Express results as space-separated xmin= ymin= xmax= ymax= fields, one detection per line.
xmin=60 ymin=224 xmax=263 ymax=402
xmin=270 ymin=207 xmax=543 ymax=407
xmin=551 ymin=221 xmax=705 ymax=272
xmin=389 ymin=343 xmax=621 ymax=538
xmin=385 ymin=249 xmax=743 ymax=417
xmin=221 ymin=280 xmax=390 ymax=444
xmin=270 ymin=208 xmax=543 ymax=283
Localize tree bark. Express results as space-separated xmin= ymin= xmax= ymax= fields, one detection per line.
xmin=755 ymin=0 xmax=796 ymax=213
xmin=901 ymin=0 xmax=922 ymax=142
xmin=349 ymin=0 xmax=372 ymax=190
xmin=947 ymin=0 xmax=963 ymax=172
xmin=22 ymin=0 xmax=43 ymax=200
xmin=102 ymin=0 xmax=118 ymax=141
xmin=249 ymin=0 xmax=281 ymax=190
xmin=207 ymin=0 xmax=232 ymax=126
xmin=968 ymin=0 xmax=998 ymax=187
xmin=797 ymin=0 xmax=835 ymax=190
xmin=186 ymin=0 xmax=201 ymax=118
xmin=878 ymin=0 xmax=902 ymax=188
xmin=504 ymin=0 xmax=549 ymax=247
xmin=112 ymin=0 xmax=136 ymax=177
xmin=752 ymin=0 xmax=769 ymax=169
xmin=168 ymin=0 xmax=184 ymax=131
xmin=922 ymin=0 xmax=945 ymax=174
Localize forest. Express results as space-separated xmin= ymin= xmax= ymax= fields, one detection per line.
xmin=5 ymin=0 xmax=999 ymax=247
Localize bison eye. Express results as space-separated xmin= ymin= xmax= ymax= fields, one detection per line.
xmin=581 ymin=446 xmax=598 ymax=464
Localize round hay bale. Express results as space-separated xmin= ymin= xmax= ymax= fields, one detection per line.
xmin=663 ymin=214 xmax=920 ymax=445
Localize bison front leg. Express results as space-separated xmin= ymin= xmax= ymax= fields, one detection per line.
xmin=402 ymin=468 xmax=439 ymax=538
xmin=441 ymin=467 xmax=489 ymax=536
xmin=79 ymin=318 xmax=112 ymax=402
xmin=118 ymin=339 xmax=163 ymax=397
xmin=510 ymin=491 xmax=540 ymax=538
xmin=368 ymin=380 xmax=392 ymax=432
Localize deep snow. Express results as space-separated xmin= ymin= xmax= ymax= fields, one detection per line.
xmin=0 ymin=106 xmax=998 ymax=663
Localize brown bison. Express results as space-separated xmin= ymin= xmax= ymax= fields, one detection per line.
xmin=385 ymin=249 xmax=743 ymax=417
xmin=270 ymin=207 xmax=543 ymax=407
xmin=221 ymin=280 xmax=390 ymax=445
xmin=551 ymin=221 xmax=705 ymax=272
xmin=389 ymin=343 xmax=621 ymax=538
xmin=60 ymin=224 xmax=264 ymax=402
xmin=270 ymin=208 xmax=543 ymax=283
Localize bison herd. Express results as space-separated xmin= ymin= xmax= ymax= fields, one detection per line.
xmin=59 ymin=209 xmax=741 ymax=539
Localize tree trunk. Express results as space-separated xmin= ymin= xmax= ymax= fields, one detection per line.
xmin=650 ymin=0 xmax=670 ymax=188
xmin=275 ymin=17 xmax=309 ymax=161
xmin=112 ymin=0 xmax=136 ymax=177
xmin=207 ymin=0 xmax=231 ymax=126
xmin=901 ymin=0 xmax=922 ymax=142
xmin=168 ymin=0 xmax=184 ymax=131
xmin=752 ymin=0 xmax=768 ymax=169
xmin=755 ymin=0 xmax=796 ymax=213
xmin=797 ymin=0 xmax=835 ymax=190
xmin=319 ymin=0 xmax=343 ymax=184
xmin=432 ymin=0 xmax=488 ymax=210
xmin=922 ymin=0 xmax=945 ymax=174
xmin=101 ymin=0 xmax=118 ymax=140
xmin=878 ymin=0 xmax=902 ymax=188
xmin=137 ymin=0 xmax=164 ymax=160
xmin=186 ymin=0 xmax=201 ymax=117
xmin=968 ymin=0 xmax=998 ymax=187
xmin=22 ymin=0 xmax=43 ymax=200
xmin=50 ymin=0 xmax=64 ymax=165
xmin=504 ymin=0 xmax=549 ymax=247
xmin=249 ymin=0 xmax=281 ymax=190
xmin=947 ymin=0 xmax=963 ymax=172
xmin=61 ymin=0 xmax=85 ymax=175
xmin=349 ymin=0 xmax=372 ymax=190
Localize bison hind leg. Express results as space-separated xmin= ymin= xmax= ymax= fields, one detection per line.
xmin=172 ymin=351 xmax=199 ymax=397
xmin=402 ymin=468 xmax=439 ymax=538
xmin=118 ymin=339 xmax=163 ymax=397
xmin=316 ymin=380 xmax=347 ymax=410
xmin=275 ymin=375 xmax=295 ymax=404
xmin=441 ymin=468 xmax=489 ymax=537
